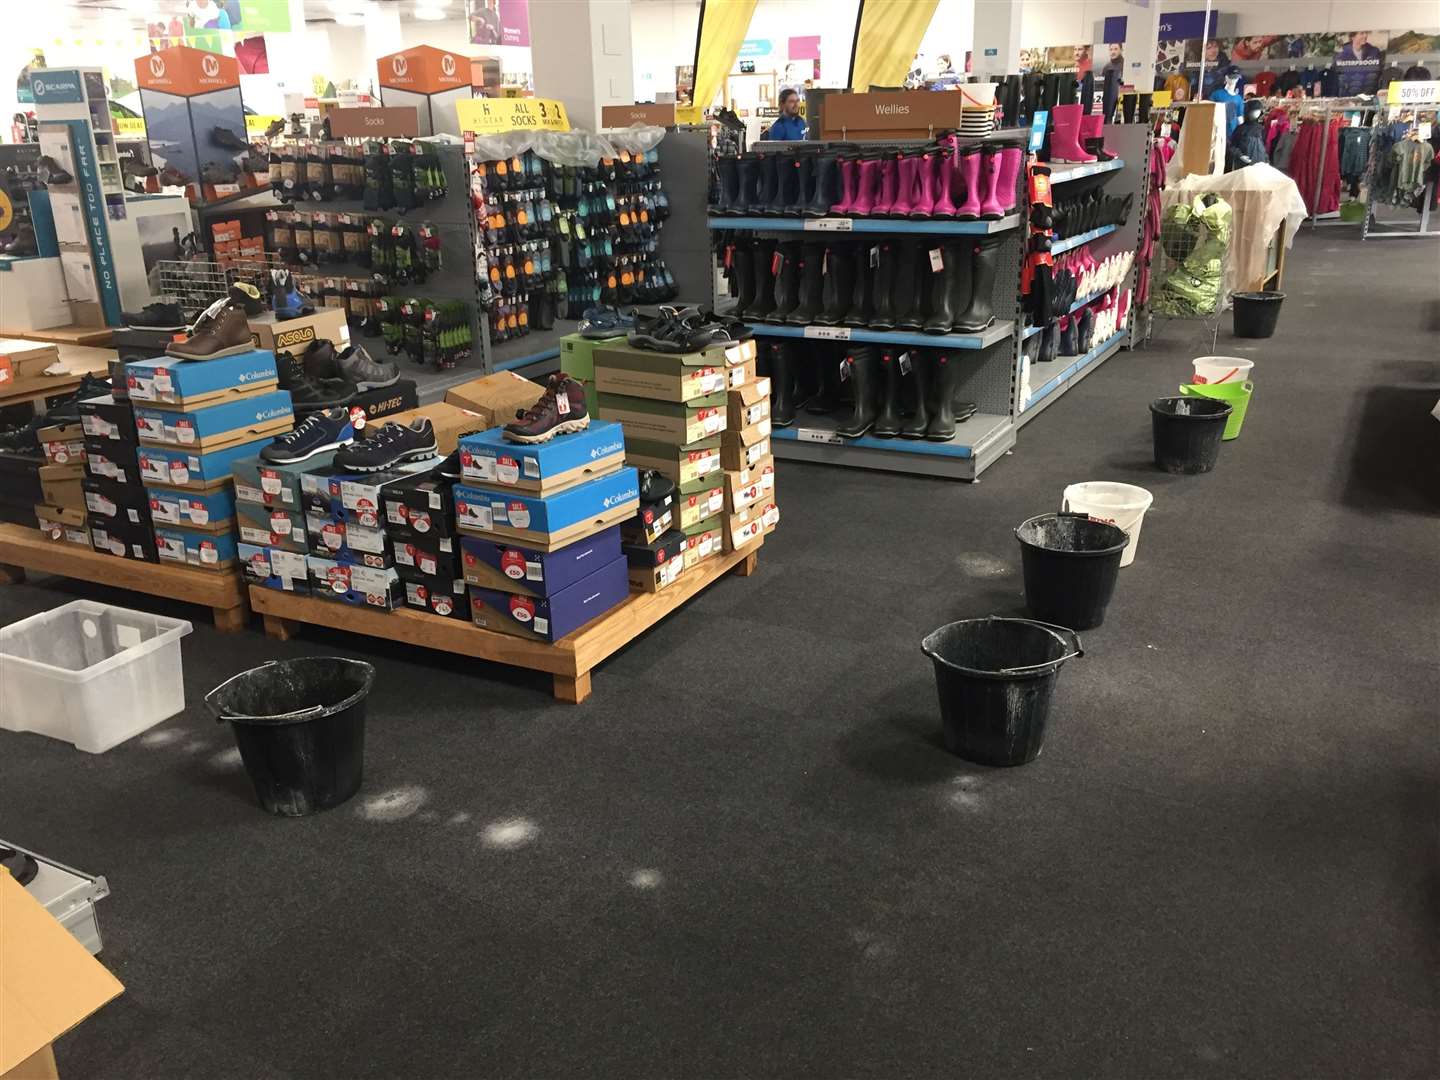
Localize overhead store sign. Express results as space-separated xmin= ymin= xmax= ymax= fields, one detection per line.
xmin=1387 ymin=80 xmax=1440 ymax=106
xmin=821 ymin=91 xmax=962 ymax=140
xmin=30 ymin=69 xmax=85 ymax=104
xmin=600 ymin=103 xmax=676 ymax=128
xmin=1158 ymin=10 xmax=1220 ymax=40
xmin=329 ymin=107 xmax=421 ymax=138
xmin=456 ymin=97 xmax=570 ymax=134
xmin=738 ymin=39 xmax=773 ymax=58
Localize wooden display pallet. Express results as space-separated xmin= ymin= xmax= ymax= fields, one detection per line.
xmin=0 ymin=325 xmax=113 ymax=347
xmin=0 ymin=524 xmax=250 ymax=632
xmin=251 ymin=543 xmax=762 ymax=703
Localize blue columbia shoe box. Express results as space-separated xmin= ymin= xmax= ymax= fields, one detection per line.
xmin=454 ymin=467 xmax=639 ymax=552
xmin=146 ymin=485 xmax=235 ymax=532
xmin=138 ymin=438 xmax=273 ymax=491
xmin=154 ymin=526 xmax=238 ymax=570
xmin=124 ymin=351 xmax=279 ymax=407
xmin=133 ymin=390 xmax=293 ymax=451
xmin=460 ymin=525 xmax=621 ymax=598
xmin=458 ymin=420 xmax=626 ymax=494
xmin=468 ymin=553 xmax=629 ymax=642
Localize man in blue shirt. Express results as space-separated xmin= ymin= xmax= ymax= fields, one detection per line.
xmin=767 ymin=88 xmax=808 ymax=141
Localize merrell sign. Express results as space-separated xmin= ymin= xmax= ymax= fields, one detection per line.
xmin=820 ymin=91 xmax=963 ymax=139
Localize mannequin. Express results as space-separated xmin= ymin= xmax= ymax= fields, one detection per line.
xmin=1228 ymin=99 xmax=1268 ymax=171
xmin=1210 ymin=66 xmax=1244 ymax=138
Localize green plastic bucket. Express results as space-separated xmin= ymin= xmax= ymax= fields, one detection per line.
xmin=1180 ymin=381 xmax=1252 ymax=440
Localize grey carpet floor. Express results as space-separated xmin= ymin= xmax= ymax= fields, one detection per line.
xmin=2 ymin=230 xmax=1437 ymax=1079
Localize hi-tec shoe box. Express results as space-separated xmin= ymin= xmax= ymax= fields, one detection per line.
xmin=307 ymin=556 xmax=402 ymax=608
xmin=248 ymin=307 xmax=350 ymax=355
xmin=147 ymin=485 xmax=235 ymax=533
xmin=725 ymin=456 xmax=777 ymax=513
xmin=35 ymin=504 xmax=90 ymax=548
xmin=36 ymin=422 xmax=85 ymax=467
xmin=138 ymin=439 xmax=272 ymax=492
xmin=305 ymin=511 xmax=393 ymax=568
xmin=593 ymin=347 xmax=731 ymax=403
xmin=155 ymin=525 xmax=238 ymax=571
xmin=624 ymin=436 xmax=721 ymax=493
xmin=82 ymin=440 xmax=144 ymax=487
xmin=598 ymin=391 xmax=726 ymax=445
xmin=238 ymin=543 xmax=310 ymax=594
xmin=458 ymin=420 xmax=625 ymax=495
xmin=620 ymin=496 xmax=673 ymax=546
xmin=624 ymin=528 xmax=686 ymax=593
xmin=235 ymin=499 xmax=307 ymax=552
xmin=134 ymin=390 xmax=294 ymax=452
xmin=721 ymin=422 xmax=772 ymax=471
xmin=383 ymin=476 xmax=456 ymax=537
xmin=673 ymin=480 xmax=725 ymax=531
xmin=392 ymin=529 xmax=463 ymax=579
xmin=125 ymin=351 xmax=279 ymax=409
xmin=88 ymin=515 xmax=159 ymax=562
xmin=454 ymin=467 xmax=638 ymax=552
xmin=679 ymin=514 xmax=724 ymax=570
xmin=77 ymin=395 xmax=138 ymax=445
xmin=460 ymin=525 xmax=621 ymax=598
xmin=728 ymin=378 xmax=772 ymax=430
xmin=468 ymin=554 xmax=628 ymax=642
xmin=399 ymin=569 xmax=470 ymax=620
xmin=82 ymin=476 xmax=150 ymax=526
xmin=727 ymin=498 xmax=780 ymax=553
xmin=231 ymin=450 xmax=337 ymax=508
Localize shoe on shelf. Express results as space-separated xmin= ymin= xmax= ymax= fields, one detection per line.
xmin=260 ymin=407 xmax=356 ymax=464
xmin=270 ymin=268 xmax=314 ymax=320
xmin=503 ymin=374 xmax=590 ymax=444
xmin=333 ymin=418 xmax=439 ymax=472
xmin=157 ymin=164 xmax=190 ymax=187
xmin=638 ymin=469 xmax=675 ymax=504
xmin=580 ymin=306 xmax=636 ymax=340
xmin=210 ymin=126 xmax=249 ymax=152
xmin=277 ymin=350 xmax=357 ymax=408
xmin=333 ymin=344 xmax=399 ymax=390
xmin=122 ymin=302 xmax=187 ymax=331
xmin=37 ymin=155 xmax=73 ymax=186
xmin=166 ymin=283 xmax=264 ymax=360
xmin=436 ymin=430 xmax=484 ymax=481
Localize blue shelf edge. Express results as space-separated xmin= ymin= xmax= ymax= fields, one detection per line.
xmin=1050 ymin=159 xmax=1125 ymax=183
xmin=745 ymin=321 xmax=1013 ymax=351
xmin=492 ymin=346 xmax=561 ymax=372
xmin=1051 ymin=225 xmax=1118 ymax=255
xmin=1021 ymin=330 xmax=1127 ymax=413
xmin=773 ymin=426 xmax=977 ymax=459
xmin=707 ymin=214 xmax=1020 ymax=235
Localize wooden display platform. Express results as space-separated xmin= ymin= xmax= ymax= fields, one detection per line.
xmin=251 ymin=543 xmax=762 ymax=703
xmin=0 ymin=325 xmax=113 ymax=347
xmin=0 ymin=345 xmax=116 ymax=412
xmin=0 ymin=524 xmax=250 ymax=632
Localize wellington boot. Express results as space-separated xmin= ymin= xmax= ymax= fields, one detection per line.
xmin=1138 ymin=94 xmax=1152 ymax=123
xmin=955 ymin=147 xmax=982 ymax=219
xmin=893 ymin=152 xmax=921 ymax=217
xmin=994 ymin=143 xmax=1024 ymax=215
xmin=1058 ymin=315 xmax=1077 ymax=356
xmin=895 ymin=241 xmax=927 ymax=331
xmin=953 ymin=235 xmax=1002 ymax=333
xmin=769 ymin=241 xmax=802 ymax=322
xmin=806 ymin=343 xmax=842 ymax=414
xmin=869 ymin=241 xmax=898 ymax=330
xmin=900 ymin=351 xmax=931 ymax=438
xmin=749 ymin=240 xmax=777 ymax=321
xmin=805 ymin=153 xmax=840 ymax=216
xmin=977 ymin=144 xmax=1006 ymax=220
xmin=786 ymin=242 xmax=826 ymax=324
xmin=1081 ymin=115 xmax=1115 ymax=162
xmin=909 ymin=150 xmax=938 ymax=217
xmin=815 ymin=243 xmax=854 ymax=326
xmin=843 ymin=243 xmax=875 ymax=327
xmin=755 ymin=153 xmax=781 ymax=214
xmin=734 ymin=156 xmax=758 ymax=214
xmin=836 ymin=346 xmax=879 ymax=438
xmin=923 ymin=240 xmax=972 ymax=334
xmin=780 ymin=153 xmax=810 ymax=215
xmin=831 ymin=155 xmax=859 ymax=214
xmin=872 ymin=350 xmax=903 ymax=437
xmin=714 ymin=157 xmax=740 ymax=213
xmin=731 ymin=243 xmax=756 ymax=315
xmin=926 ymin=352 xmax=963 ymax=440
xmin=931 ymin=151 xmax=958 ymax=216
xmin=851 ymin=156 xmax=881 ymax=215
xmin=871 ymin=154 xmax=900 ymax=216
xmin=770 ymin=342 xmax=797 ymax=426
xmin=1121 ymin=93 xmax=1137 ymax=124
xmin=1050 ymin=104 xmax=1096 ymax=164
xmin=1039 ymin=321 xmax=1059 ymax=362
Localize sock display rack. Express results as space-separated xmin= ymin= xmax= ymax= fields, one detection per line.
xmin=706 ymin=124 xmax=1151 ymax=480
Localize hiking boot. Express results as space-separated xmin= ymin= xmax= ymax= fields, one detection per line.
xmin=166 ymin=283 xmax=262 ymax=360
xmin=122 ymin=302 xmax=186 ymax=331
xmin=503 ymin=374 xmax=590 ymax=444
xmin=260 ymin=407 xmax=355 ymax=464
xmin=278 ymin=351 xmax=356 ymax=408
xmin=271 ymin=269 xmax=314 ymax=320
xmin=333 ymin=419 xmax=438 ymax=472
xmin=158 ymin=164 xmax=190 ymax=187
xmin=210 ymin=126 xmax=248 ymax=152
xmin=332 ymin=344 xmax=399 ymax=390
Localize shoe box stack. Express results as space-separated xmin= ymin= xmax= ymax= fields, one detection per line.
xmin=210 ymin=218 xmax=264 ymax=271
xmin=454 ymin=417 xmax=638 ymax=642
xmin=32 ymin=414 xmax=91 ymax=551
xmin=126 ymin=349 xmax=292 ymax=572
xmin=382 ymin=471 xmax=468 ymax=619
xmin=592 ymin=337 xmax=767 ymax=570
xmin=722 ymin=363 xmax=779 ymax=555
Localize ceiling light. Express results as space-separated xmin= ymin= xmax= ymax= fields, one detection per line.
xmin=414 ymin=5 xmax=448 ymax=19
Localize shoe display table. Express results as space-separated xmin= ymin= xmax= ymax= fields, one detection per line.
xmin=0 ymin=524 xmax=250 ymax=632
xmin=251 ymin=543 xmax=761 ymax=704
xmin=0 ymin=326 xmax=113 ymax=347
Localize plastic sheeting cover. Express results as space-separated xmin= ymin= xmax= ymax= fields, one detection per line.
xmin=466 ymin=126 xmax=667 ymax=167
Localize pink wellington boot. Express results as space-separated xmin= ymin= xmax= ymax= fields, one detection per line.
xmin=909 ymin=151 xmax=938 ymax=218
xmin=977 ymin=144 xmax=1006 ymax=220
xmin=1050 ymin=104 xmax=1096 ymax=164
xmin=850 ymin=156 xmax=880 ymax=215
xmin=954 ymin=145 xmax=982 ymax=219
xmin=993 ymin=143 xmax=1024 ymax=214
xmin=1080 ymin=115 xmax=1115 ymax=162
xmin=931 ymin=150 xmax=957 ymax=216
xmin=892 ymin=151 xmax=921 ymax=217
xmin=831 ymin=156 xmax=859 ymax=214
xmin=871 ymin=152 xmax=900 ymax=216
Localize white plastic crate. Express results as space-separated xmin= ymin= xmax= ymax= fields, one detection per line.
xmin=0 ymin=600 xmax=193 ymax=753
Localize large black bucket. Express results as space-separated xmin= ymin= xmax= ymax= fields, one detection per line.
xmin=921 ymin=618 xmax=1083 ymax=766
xmin=1151 ymin=395 xmax=1232 ymax=475
xmin=1015 ymin=512 xmax=1128 ymax=630
xmin=205 ymin=657 xmax=374 ymax=817
xmin=1231 ymin=290 xmax=1284 ymax=338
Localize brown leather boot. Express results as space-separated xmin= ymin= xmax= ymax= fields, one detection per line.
xmin=502 ymin=374 xmax=590 ymax=444
xmin=166 ymin=283 xmax=262 ymax=360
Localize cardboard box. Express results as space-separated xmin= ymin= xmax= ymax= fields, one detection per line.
xmin=140 ymin=485 xmax=231 ymax=532
xmin=34 ymin=504 xmax=90 ymax=548
xmin=721 ymin=423 xmax=773 ymax=471
xmin=622 ymin=436 xmax=722 ymax=493
xmin=619 ymin=495 xmax=674 ymax=546
xmin=307 ymin=555 xmax=402 ymax=608
xmin=728 ymin=378 xmax=771 ymax=431
xmin=77 ymin=394 xmax=139 ymax=444
xmin=155 ymin=525 xmax=238 ymax=570
xmin=235 ymin=498 xmax=308 ymax=552
xmin=372 ymin=401 xmax=482 ymax=454
xmin=80 ymin=441 xmax=142 ymax=487
xmin=238 ymin=543 xmax=310 ymax=593
xmin=672 ymin=479 xmax=726 ymax=530
xmin=248 ymin=306 xmax=350 ymax=355
xmin=628 ymin=552 xmax=686 ymax=593
xmin=299 ymin=461 xmax=434 ymax=524
xmin=454 ymin=467 xmax=639 ymax=552
xmin=399 ymin=569 xmax=470 ymax=620
xmin=305 ymin=511 xmax=393 ymax=568
xmin=598 ymin=391 xmax=726 ymax=445
xmin=0 ymin=871 xmax=123 ymax=1080
xmin=88 ymin=514 xmax=159 ymax=562
xmin=0 ymin=338 xmax=61 ymax=390
xmin=593 ymin=337 xmax=754 ymax=373
xmin=137 ymin=438 xmax=273 ymax=492
xmin=211 ymin=219 xmax=242 ymax=243
xmin=559 ymin=333 xmax=605 ymax=383
xmin=391 ymin=529 xmax=463 ymax=579
xmin=726 ymin=497 xmax=779 ymax=553
xmin=469 ymin=554 xmax=628 ymax=642
xmin=82 ymin=475 xmax=151 ymax=526
xmin=624 ymin=527 xmax=686 ymax=593
xmin=460 ymin=525 xmax=621 ymax=597
xmin=231 ymin=450 xmax=336 ymax=508
xmin=725 ymin=456 xmax=777 ymax=513
xmin=125 ymin=351 xmax=279 ymax=409
xmin=36 ymin=422 xmax=85 ymax=467
xmin=726 ymin=359 xmax=761 ymax=391
xmin=309 ymin=379 xmax=419 ymax=425
xmin=594 ymin=349 xmax=730 ymax=403
xmin=679 ymin=517 xmax=724 ymax=569
xmin=458 ymin=420 xmax=625 ymax=494
xmin=39 ymin=465 xmax=84 ymax=510
xmin=383 ymin=475 xmax=456 ymax=537
xmin=134 ymin=390 xmax=294 ymax=452
xmin=443 ymin=371 xmax=545 ymax=427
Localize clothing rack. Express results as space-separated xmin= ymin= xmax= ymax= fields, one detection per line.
xmin=1250 ymin=96 xmax=1376 ymax=226
xmin=1361 ymin=103 xmax=1440 ymax=241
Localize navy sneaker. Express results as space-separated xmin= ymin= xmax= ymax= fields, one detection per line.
xmin=332 ymin=419 xmax=438 ymax=472
xmin=260 ymin=407 xmax=355 ymax=464
xmin=271 ymin=269 xmax=314 ymax=321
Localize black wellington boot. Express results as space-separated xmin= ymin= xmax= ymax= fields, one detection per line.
xmin=734 ymin=156 xmax=758 ymax=214
xmin=714 ymin=157 xmax=739 ymax=213
xmin=768 ymin=241 xmax=802 ymax=323
xmin=1121 ymin=93 xmax=1137 ymax=124
xmin=953 ymin=235 xmax=1002 ymax=333
xmin=900 ymin=351 xmax=931 ymax=438
xmin=770 ymin=341 xmax=797 ymax=425
xmin=872 ymin=350 xmax=903 ymax=437
xmin=1138 ymin=94 xmax=1152 ymax=123
xmin=815 ymin=242 xmax=853 ymax=325
xmin=755 ymin=153 xmax=781 ymax=215
xmin=1102 ymin=68 xmax=1120 ymax=124
xmin=730 ymin=242 xmax=755 ymax=315
xmin=869 ymin=241 xmax=898 ymax=329
xmin=787 ymin=241 xmax=825 ymax=324
xmin=804 ymin=153 xmax=839 ymax=216
xmin=843 ymin=243 xmax=876 ymax=327
xmin=926 ymin=352 xmax=963 ymax=440
xmin=895 ymin=241 xmax=927 ymax=331
xmin=836 ymin=346 xmax=879 ymax=438
xmin=1039 ymin=321 xmax=1058 ymax=362
xmin=749 ymin=240 xmax=776 ymax=321
xmin=779 ymin=152 xmax=808 ymax=215
xmin=923 ymin=240 xmax=972 ymax=333
xmin=806 ymin=343 xmax=842 ymax=414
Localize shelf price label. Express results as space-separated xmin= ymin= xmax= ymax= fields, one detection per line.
xmin=456 ymin=97 xmax=570 ymax=135
xmin=795 ymin=427 xmax=845 ymax=445
xmin=803 ymin=325 xmax=851 ymax=341
xmin=803 ymin=217 xmax=853 ymax=232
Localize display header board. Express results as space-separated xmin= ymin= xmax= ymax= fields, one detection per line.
xmin=329 ymin=107 xmax=421 ymax=138
xmin=820 ymin=91 xmax=963 ymax=140
xmin=377 ymin=46 xmax=469 ymax=94
xmin=1387 ymin=80 xmax=1440 ymax=107
xmin=135 ymin=46 xmax=239 ymax=96
xmin=456 ymin=97 xmax=570 ymax=134
xmin=29 ymin=69 xmax=85 ymax=105
xmin=600 ymin=103 xmax=676 ymax=128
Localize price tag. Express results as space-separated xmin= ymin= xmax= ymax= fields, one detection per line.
xmin=795 ymin=427 xmax=845 ymax=445
xmin=804 ymin=325 xmax=851 ymax=341
xmin=803 ymin=218 xmax=853 ymax=232
xmin=899 ymin=352 xmax=912 ymax=374
xmin=929 ymin=248 xmax=944 ymax=272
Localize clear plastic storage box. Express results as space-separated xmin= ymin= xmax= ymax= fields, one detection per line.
xmin=0 ymin=600 xmax=193 ymax=753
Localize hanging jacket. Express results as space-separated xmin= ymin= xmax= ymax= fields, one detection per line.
xmin=1272 ymin=130 xmax=1299 ymax=172
xmin=1229 ymin=121 xmax=1269 ymax=169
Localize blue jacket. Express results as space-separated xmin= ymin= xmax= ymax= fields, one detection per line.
xmin=767 ymin=115 xmax=808 ymax=141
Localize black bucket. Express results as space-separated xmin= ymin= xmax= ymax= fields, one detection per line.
xmin=1150 ymin=395 xmax=1232 ymax=475
xmin=205 ymin=657 xmax=374 ymax=817
xmin=921 ymin=618 xmax=1082 ymax=766
xmin=1015 ymin=512 xmax=1129 ymax=630
xmin=1231 ymin=290 xmax=1284 ymax=338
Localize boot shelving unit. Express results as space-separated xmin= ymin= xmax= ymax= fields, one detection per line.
xmin=1050 ymin=224 xmax=1118 ymax=254
xmin=709 ymin=215 xmax=1020 ymax=235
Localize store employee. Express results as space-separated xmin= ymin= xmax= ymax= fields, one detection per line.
xmin=767 ymin=88 xmax=808 ymax=140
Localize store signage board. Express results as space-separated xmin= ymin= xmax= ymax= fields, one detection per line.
xmin=1029 ymin=112 xmax=1048 ymax=152
xmin=1387 ymin=80 xmax=1440 ymax=106
xmin=329 ymin=107 xmax=420 ymax=138
xmin=600 ymin=103 xmax=676 ymax=128
xmin=1157 ymin=10 xmax=1219 ymax=40
xmin=821 ymin=91 xmax=962 ymax=140
xmin=456 ymin=97 xmax=570 ymax=134
xmin=30 ymin=70 xmax=85 ymax=105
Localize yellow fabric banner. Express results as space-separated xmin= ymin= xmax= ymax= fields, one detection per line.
xmin=676 ymin=0 xmax=760 ymax=126
xmin=848 ymin=0 xmax=940 ymax=91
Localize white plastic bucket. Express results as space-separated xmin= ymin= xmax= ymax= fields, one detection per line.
xmin=960 ymin=83 xmax=998 ymax=110
xmin=1061 ymin=482 xmax=1154 ymax=568
xmin=1191 ymin=355 xmax=1253 ymax=385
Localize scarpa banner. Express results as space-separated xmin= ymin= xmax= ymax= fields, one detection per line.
xmin=64 ymin=120 xmax=123 ymax=327
xmin=30 ymin=69 xmax=85 ymax=105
